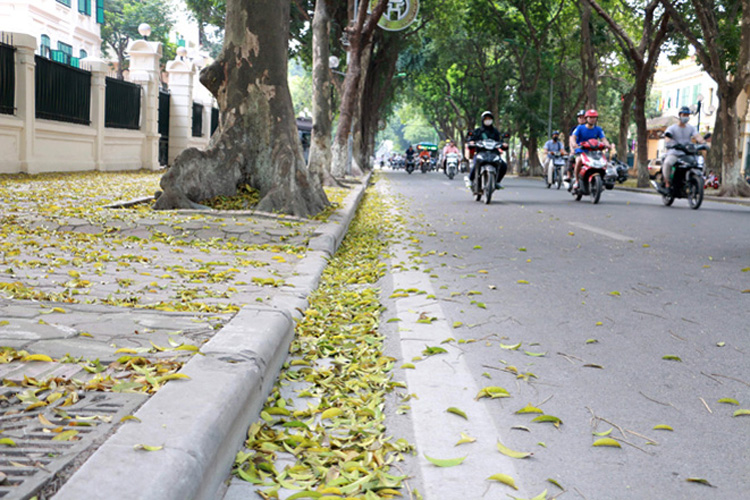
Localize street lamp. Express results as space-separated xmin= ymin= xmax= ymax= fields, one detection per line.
xmin=138 ymin=23 xmax=152 ymax=41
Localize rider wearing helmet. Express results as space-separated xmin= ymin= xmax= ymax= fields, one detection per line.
xmin=543 ymin=130 xmax=567 ymax=185
xmin=659 ymin=106 xmax=707 ymax=194
xmin=466 ymin=111 xmax=508 ymax=190
xmin=566 ymin=110 xmax=587 ymax=181
xmin=571 ymin=109 xmax=614 ymax=190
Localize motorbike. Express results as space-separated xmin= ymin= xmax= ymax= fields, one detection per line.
xmin=405 ymin=157 xmax=415 ymax=174
xmin=471 ymin=139 xmax=507 ymax=204
xmin=650 ymin=141 xmax=708 ymax=209
xmin=566 ymin=139 xmax=609 ymax=204
xmin=445 ymin=152 xmax=460 ymax=180
xmin=609 ymin=155 xmax=630 ymax=184
xmin=546 ymin=152 xmax=567 ymax=190
xmin=419 ymin=156 xmax=430 ymax=173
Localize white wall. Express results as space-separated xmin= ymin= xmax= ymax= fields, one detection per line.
xmin=0 ymin=0 xmax=101 ymax=59
xmin=0 ymin=32 xmax=216 ymax=174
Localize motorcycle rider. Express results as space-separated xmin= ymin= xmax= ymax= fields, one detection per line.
xmin=566 ymin=110 xmax=587 ymax=182
xmin=417 ymin=145 xmax=432 ymax=170
xmin=571 ymin=109 xmax=614 ymax=191
xmin=543 ymin=130 xmax=567 ymax=185
xmin=405 ymin=144 xmax=415 ymax=170
xmin=466 ymin=111 xmax=508 ymax=190
xmin=441 ymin=139 xmax=461 ymax=172
xmin=659 ymin=106 xmax=707 ymax=194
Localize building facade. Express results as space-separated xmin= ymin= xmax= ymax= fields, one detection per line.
xmin=651 ymin=55 xmax=719 ymax=135
xmin=0 ymin=0 xmax=103 ymax=67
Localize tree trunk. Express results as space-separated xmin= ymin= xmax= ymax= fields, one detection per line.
xmin=360 ymin=32 xmax=402 ymax=176
xmin=307 ymin=0 xmax=339 ymax=186
xmin=528 ymin=132 xmax=542 ymax=176
xmin=706 ymin=98 xmax=723 ymax=177
xmin=633 ymin=76 xmax=651 ymax=187
xmin=350 ymin=41 xmax=373 ymax=176
xmin=580 ymin=0 xmax=598 ymax=108
xmin=617 ymin=90 xmax=634 ymax=161
xmin=153 ymin=0 xmax=328 ymax=217
xmin=116 ymin=45 xmax=126 ymax=80
xmin=717 ymin=85 xmax=750 ymax=196
xmin=330 ymin=0 xmax=388 ymax=178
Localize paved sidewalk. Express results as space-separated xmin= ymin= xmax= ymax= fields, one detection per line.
xmin=0 ymin=172 xmax=370 ymax=500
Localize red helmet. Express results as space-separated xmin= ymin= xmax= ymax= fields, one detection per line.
xmin=584 ymin=109 xmax=599 ymax=118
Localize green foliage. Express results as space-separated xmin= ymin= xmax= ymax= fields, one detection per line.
xmin=102 ymin=0 xmax=174 ymax=71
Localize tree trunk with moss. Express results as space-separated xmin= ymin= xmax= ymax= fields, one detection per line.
xmin=153 ymin=0 xmax=328 ymax=217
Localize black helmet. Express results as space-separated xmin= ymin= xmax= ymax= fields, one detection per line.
xmin=577 ymin=109 xmax=586 ymax=117
xmin=481 ymin=110 xmax=494 ymax=121
xmin=679 ymin=106 xmax=692 ymax=115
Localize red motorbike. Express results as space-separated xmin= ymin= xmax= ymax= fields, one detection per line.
xmin=568 ymin=139 xmax=609 ymax=204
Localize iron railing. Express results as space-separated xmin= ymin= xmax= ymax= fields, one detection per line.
xmin=105 ymin=77 xmax=141 ymax=129
xmin=35 ymin=55 xmax=91 ymax=125
xmin=210 ymin=107 xmax=219 ymax=136
xmin=192 ymin=102 xmax=203 ymax=137
xmin=0 ymin=40 xmax=14 ymax=115
xmin=158 ymin=89 xmax=170 ymax=165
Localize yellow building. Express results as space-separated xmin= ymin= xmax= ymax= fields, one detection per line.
xmin=651 ymin=55 xmax=750 ymax=177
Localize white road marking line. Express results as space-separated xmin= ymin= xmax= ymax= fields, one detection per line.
xmin=569 ymin=222 xmax=634 ymax=242
xmin=390 ymin=244 xmax=527 ymax=500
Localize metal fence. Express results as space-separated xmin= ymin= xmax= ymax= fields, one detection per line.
xmin=158 ymin=89 xmax=170 ymax=165
xmin=35 ymin=55 xmax=91 ymax=125
xmin=105 ymin=77 xmax=141 ymax=129
xmin=192 ymin=102 xmax=203 ymax=137
xmin=210 ymin=107 xmax=219 ymax=136
xmin=0 ymin=40 xmax=14 ymax=115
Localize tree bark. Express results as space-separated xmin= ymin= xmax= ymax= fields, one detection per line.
xmin=617 ymin=91 xmax=634 ymax=161
xmin=634 ymin=82 xmax=651 ymax=187
xmin=527 ymin=132 xmax=542 ymax=176
xmin=350 ymin=41 xmax=373 ymax=176
xmin=579 ymin=0 xmax=598 ymax=108
xmin=307 ymin=0 xmax=339 ymax=186
xmin=330 ymin=0 xmax=389 ymax=178
xmin=716 ymin=84 xmax=750 ymax=196
xmin=153 ymin=0 xmax=329 ymax=217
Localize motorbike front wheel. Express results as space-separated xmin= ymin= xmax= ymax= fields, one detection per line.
xmin=591 ymin=174 xmax=603 ymax=204
xmin=662 ymin=187 xmax=675 ymax=206
xmin=483 ymin=171 xmax=496 ymax=204
xmin=687 ymin=173 xmax=704 ymax=209
xmin=554 ymin=168 xmax=562 ymax=189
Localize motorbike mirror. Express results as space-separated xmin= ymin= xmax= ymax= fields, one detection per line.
xmin=503 ymin=132 xmax=511 ymax=139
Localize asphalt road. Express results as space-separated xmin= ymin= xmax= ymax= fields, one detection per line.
xmin=379 ymin=169 xmax=750 ymax=499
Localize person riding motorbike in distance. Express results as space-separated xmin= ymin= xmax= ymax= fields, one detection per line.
xmin=543 ymin=130 xmax=567 ymax=185
xmin=659 ymin=106 xmax=708 ymax=194
xmin=417 ymin=145 xmax=432 ymax=169
xmin=404 ymin=144 xmax=415 ymax=170
xmin=572 ymin=109 xmax=614 ymax=191
xmin=566 ymin=109 xmax=587 ymax=182
xmin=466 ymin=111 xmax=509 ymax=190
xmin=441 ymin=139 xmax=461 ymax=172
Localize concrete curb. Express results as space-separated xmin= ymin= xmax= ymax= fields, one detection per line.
xmin=54 ymin=173 xmax=372 ymax=500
